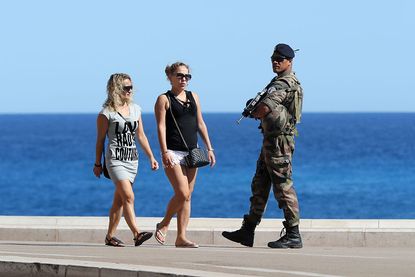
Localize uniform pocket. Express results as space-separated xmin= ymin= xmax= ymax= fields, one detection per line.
xmin=270 ymin=155 xmax=292 ymax=178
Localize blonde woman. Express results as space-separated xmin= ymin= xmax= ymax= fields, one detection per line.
xmin=93 ymin=73 xmax=159 ymax=247
xmin=154 ymin=62 xmax=216 ymax=248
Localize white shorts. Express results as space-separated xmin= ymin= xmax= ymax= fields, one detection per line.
xmin=162 ymin=149 xmax=188 ymax=168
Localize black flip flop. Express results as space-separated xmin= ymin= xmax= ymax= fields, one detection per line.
xmin=134 ymin=232 xmax=153 ymax=246
xmin=105 ymin=236 xmax=125 ymax=247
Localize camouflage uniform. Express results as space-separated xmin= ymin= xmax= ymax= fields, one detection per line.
xmin=245 ymin=71 xmax=303 ymax=228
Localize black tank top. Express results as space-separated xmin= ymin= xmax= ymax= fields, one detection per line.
xmin=165 ymin=90 xmax=198 ymax=151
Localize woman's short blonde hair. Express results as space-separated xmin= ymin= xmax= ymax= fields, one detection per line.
xmin=103 ymin=73 xmax=132 ymax=111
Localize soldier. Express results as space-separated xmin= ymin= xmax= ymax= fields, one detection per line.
xmin=222 ymin=43 xmax=303 ymax=248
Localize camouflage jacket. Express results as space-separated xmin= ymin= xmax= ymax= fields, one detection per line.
xmin=260 ymin=71 xmax=303 ymax=138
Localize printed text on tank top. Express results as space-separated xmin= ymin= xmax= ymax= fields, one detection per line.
xmin=114 ymin=107 xmax=138 ymax=161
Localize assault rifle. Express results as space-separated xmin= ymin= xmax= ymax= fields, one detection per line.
xmin=236 ymin=89 xmax=267 ymax=124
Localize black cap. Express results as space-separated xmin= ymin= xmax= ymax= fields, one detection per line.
xmin=273 ymin=43 xmax=295 ymax=59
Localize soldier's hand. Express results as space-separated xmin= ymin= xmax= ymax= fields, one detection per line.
xmin=252 ymin=103 xmax=270 ymax=119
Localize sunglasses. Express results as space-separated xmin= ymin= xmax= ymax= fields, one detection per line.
xmin=175 ymin=73 xmax=192 ymax=81
xmin=123 ymin=85 xmax=133 ymax=92
xmin=271 ymin=56 xmax=287 ymax=62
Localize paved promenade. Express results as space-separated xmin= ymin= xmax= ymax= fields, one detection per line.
xmin=1 ymin=216 xmax=415 ymax=276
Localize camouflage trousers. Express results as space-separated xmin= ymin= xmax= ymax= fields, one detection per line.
xmin=245 ymin=134 xmax=300 ymax=227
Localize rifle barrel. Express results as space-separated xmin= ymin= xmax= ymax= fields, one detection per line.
xmin=236 ymin=115 xmax=244 ymax=124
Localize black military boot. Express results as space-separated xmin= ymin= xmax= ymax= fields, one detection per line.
xmin=222 ymin=216 xmax=257 ymax=247
xmin=267 ymin=221 xmax=302 ymax=249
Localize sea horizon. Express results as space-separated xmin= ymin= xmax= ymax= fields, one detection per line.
xmin=1 ymin=113 xmax=414 ymax=218
xmin=1 ymin=111 xmax=415 ymax=115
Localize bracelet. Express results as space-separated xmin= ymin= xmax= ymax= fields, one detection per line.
xmin=161 ymin=151 xmax=169 ymax=156
xmin=94 ymin=163 xmax=102 ymax=167
xmin=207 ymin=149 xmax=214 ymax=152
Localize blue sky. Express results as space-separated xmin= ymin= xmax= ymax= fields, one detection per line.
xmin=1 ymin=0 xmax=414 ymax=113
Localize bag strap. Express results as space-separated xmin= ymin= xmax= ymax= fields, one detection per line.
xmin=166 ymin=94 xmax=190 ymax=151
xmin=117 ymin=112 xmax=135 ymax=134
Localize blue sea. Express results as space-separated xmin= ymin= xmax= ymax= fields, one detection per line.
xmin=0 ymin=113 xmax=414 ymax=219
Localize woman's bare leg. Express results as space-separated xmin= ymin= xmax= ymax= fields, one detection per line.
xmin=157 ymin=165 xmax=191 ymax=238
xmin=106 ymin=190 xmax=123 ymax=238
xmin=176 ymin=167 xmax=197 ymax=245
xmin=115 ymin=180 xmax=140 ymax=237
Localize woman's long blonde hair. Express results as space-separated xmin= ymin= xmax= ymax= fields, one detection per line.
xmin=103 ymin=73 xmax=132 ymax=111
